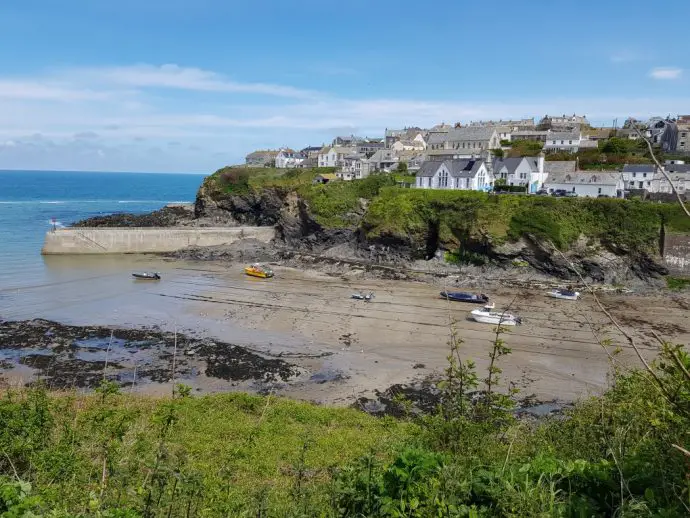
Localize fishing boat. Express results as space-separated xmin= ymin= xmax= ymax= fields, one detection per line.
xmin=440 ymin=291 xmax=489 ymax=304
xmin=132 ymin=272 xmax=161 ymax=280
xmin=244 ymin=263 xmax=274 ymax=278
xmin=470 ymin=303 xmax=522 ymax=326
xmin=351 ymin=291 xmax=375 ymax=301
xmin=547 ymin=288 xmax=580 ymax=301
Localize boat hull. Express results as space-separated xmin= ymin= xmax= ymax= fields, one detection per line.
xmin=245 ymin=270 xmax=272 ymax=278
xmin=548 ymin=291 xmax=580 ymax=301
xmin=440 ymin=292 xmax=488 ymax=303
xmin=132 ymin=273 xmax=160 ymax=280
xmin=470 ymin=310 xmax=519 ymax=326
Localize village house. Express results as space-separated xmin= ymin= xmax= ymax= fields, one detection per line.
xmin=301 ymin=146 xmax=323 ymax=158
xmin=385 ymin=127 xmax=425 ymax=148
xmin=415 ymin=159 xmax=493 ymax=191
xmin=390 ymin=133 xmax=427 ymax=152
xmin=366 ymin=149 xmax=398 ymax=173
xmin=245 ymin=150 xmax=278 ymax=167
xmin=543 ymin=132 xmax=583 ymax=153
xmin=624 ymin=162 xmax=690 ymax=192
xmin=332 ymin=135 xmax=364 ymax=146
xmin=538 ymin=114 xmax=589 ymax=131
xmin=337 ymin=153 xmax=367 ymax=181
xmin=357 ymin=139 xmax=385 ymax=156
xmin=492 ymin=154 xmax=547 ymax=193
xmin=317 ymin=146 xmax=356 ymax=168
xmin=275 ymin=148 xmax=305 ymax=169
xmin=677 ymin=123 xmax=690 ymax=152
xmin=427 ymin=127 xmax=500 ymax=159
xmin=544 ymin=170 xmax=625 ymax=198
xmin=622 ymin=164 xmax=656 ymax=190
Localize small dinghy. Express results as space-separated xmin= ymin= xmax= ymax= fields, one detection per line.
xmin=132 ymin=272 xmax=161 ymax=280
xmin=471 ymin=303 xmax=522 ymax=326
xmin=351 ymin=291 xmax=375 ymax=302
xmin=547 ymin=288 xmax=580 ymax=301
xmin=440 ymin=291 xmax=489 ymax=304
xmin=244 ymin=263 xmax=274 ymax=278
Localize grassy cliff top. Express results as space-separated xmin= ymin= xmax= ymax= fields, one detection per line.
xmin=201 ymin=166 xmax=690 ymax=253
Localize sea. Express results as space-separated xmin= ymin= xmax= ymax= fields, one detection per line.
xmin=0 ymin=170 xmax=204 ymax=293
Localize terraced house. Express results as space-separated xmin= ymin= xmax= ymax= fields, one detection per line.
xmin=415 ymin=159 xmax=493 ymax=191
xmin=427 ymin=127 xmax=500 ymax=159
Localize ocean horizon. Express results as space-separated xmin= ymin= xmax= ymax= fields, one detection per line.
xmin=0 ymin=170 xmax=205 ymax=291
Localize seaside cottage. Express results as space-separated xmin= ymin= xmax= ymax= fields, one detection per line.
xmin=492 ymin=154 xmax=547 ymax=193
xmin=415 ymin=159 xmax=493 ymax=191
xmin=275 ymin=148 xmax=305 ymax=169
xmin=544 ymin=171 xmax=625 ymax=198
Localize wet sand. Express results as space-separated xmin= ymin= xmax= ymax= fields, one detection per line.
xmin=2 ymin=256 xmax=688 ymax=406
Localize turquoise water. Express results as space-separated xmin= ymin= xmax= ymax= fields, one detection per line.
xmin=0 ymin=170 xmax=205 ymax=290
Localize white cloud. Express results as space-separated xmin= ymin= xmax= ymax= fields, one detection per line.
xmin=649 ymin=67 xmax=682 ymax=80
xmin=75 ymin=64 xmax=320 ymax=99
xmin=2 ymin=62 xmax=690 ymax=171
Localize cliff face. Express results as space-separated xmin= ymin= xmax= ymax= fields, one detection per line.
xmin=192 ymin=170 xmax=685 ymax=282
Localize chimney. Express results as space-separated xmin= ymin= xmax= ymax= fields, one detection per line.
xmin=537 ymin=152 xmax=545 ymax=175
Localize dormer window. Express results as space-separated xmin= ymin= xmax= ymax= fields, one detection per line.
xmin=590 ymin=175 xmax=598 ymax=183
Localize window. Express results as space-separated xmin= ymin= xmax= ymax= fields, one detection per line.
xmin=598 ymin=187 xmax=602 ymax=194
xmin=561 ymin=140 xmax=564 ymax=145
xmin=438 ymin=168 xmax=449 ymax=188
xmin=427 ymin=177 xmax=431 ymax=187
xmin=643 ymin=173 xmax=647 ymax=178
xmin=569 ymin=140 xmax=573 ymax=145
xmin=682 ymin=132 xmax=687 ymax=137
xmin=477 ymin=169 xmax=486 ymax=189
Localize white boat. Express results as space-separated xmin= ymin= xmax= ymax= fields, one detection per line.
xmin=470 ymin=303 xmax=522 ymax=326
xmin=547 ymin=288 xmax=580 ymax=301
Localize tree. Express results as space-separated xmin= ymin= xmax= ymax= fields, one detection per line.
xmin=600 ymin=137 xmax=637 ymax=154
xmin=397 ymin=162 xmax=408 ymax=173
xmin=491 ymin=148 xmax=504 ymax=159
xmin=494 ymin=178 xmax=506 ymax=186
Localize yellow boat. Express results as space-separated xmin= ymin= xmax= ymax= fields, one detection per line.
xmin=244 ymin=263 xmax=274 ymax=278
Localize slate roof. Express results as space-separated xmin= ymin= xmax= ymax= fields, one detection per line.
xmin=426 ymin=132 xmax=448 ymax=146
xmin=545 ymin=171 xmax=623 ymax=186
xmin=543 ymin=161 xmax=577 ymax=174
xmin=622 ymin=164 xmax=656 ymax=173
xmin=417 ymin=159 xmax=486 ymax=178
xmin=667 ymin=164 xmax=690 ymax=173
xmin=546 ymin=132 xmax=580 ymax=141
xmin=493 ymin=157 xmax=524 ymax=175
xmin=446 ymin=127 xmax=496 ymax=142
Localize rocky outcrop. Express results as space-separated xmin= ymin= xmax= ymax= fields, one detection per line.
xmin=72 ymin=205 xmax=196 ymax=227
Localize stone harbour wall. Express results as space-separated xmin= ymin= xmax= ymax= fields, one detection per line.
xmin=42 ymin=227 xmax=275 ymax=255
xmin=663 ymin=233 xmax=690 ymax=275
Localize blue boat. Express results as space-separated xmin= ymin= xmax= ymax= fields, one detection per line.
xmin=440 ymin=291 xmax=489 ymax=303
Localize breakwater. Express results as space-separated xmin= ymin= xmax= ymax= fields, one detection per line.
xmin=41 ymin=227 xmax=275 ymax=254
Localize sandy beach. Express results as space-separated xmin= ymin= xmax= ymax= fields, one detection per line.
xmin=1 ymin=256 xmax=688 ymax=406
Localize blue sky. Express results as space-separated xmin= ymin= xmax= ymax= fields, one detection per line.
xmin=0 ymin=0 xmax=688 ymax=173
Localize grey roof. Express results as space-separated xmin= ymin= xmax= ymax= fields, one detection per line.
xmin=543 ymin=161 xmax=577 ymax=174
xmin=667 ymin=164 xmax=690 ymax=173
xmin=446 ymin=127 xmax=496 ymax=142
xmin=545 ymin=171 xmax=623 ymax=186
xmin=622 ymin=164 xmax=656 ymax=173
xmin=426 ymin=132 xmax=448 ymax=145
xmin=493 ymin=157 xmax=525 ymax=175
xmin=547 ymin=132 xmax=580 ymax=141
xmin=512 ymin=130 xmax=549 ymax=136
xmin=417 ymin=159 xmax=486 ymax=178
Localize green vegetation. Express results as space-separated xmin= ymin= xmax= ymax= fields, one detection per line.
xmin=505 ymin=139 xmax=544 ymax=157
xmin=204 ymin=166 xmax=690 ymax=257
xmin=666 ymin=276 xmax=690 ymax=291
xmin=0 ymin=387 xmax=411 ymax=516
xmin=363 ymin=188 xmax=690 ymax=253
xmin=3 ymin=332 xmax=689 ymax=516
